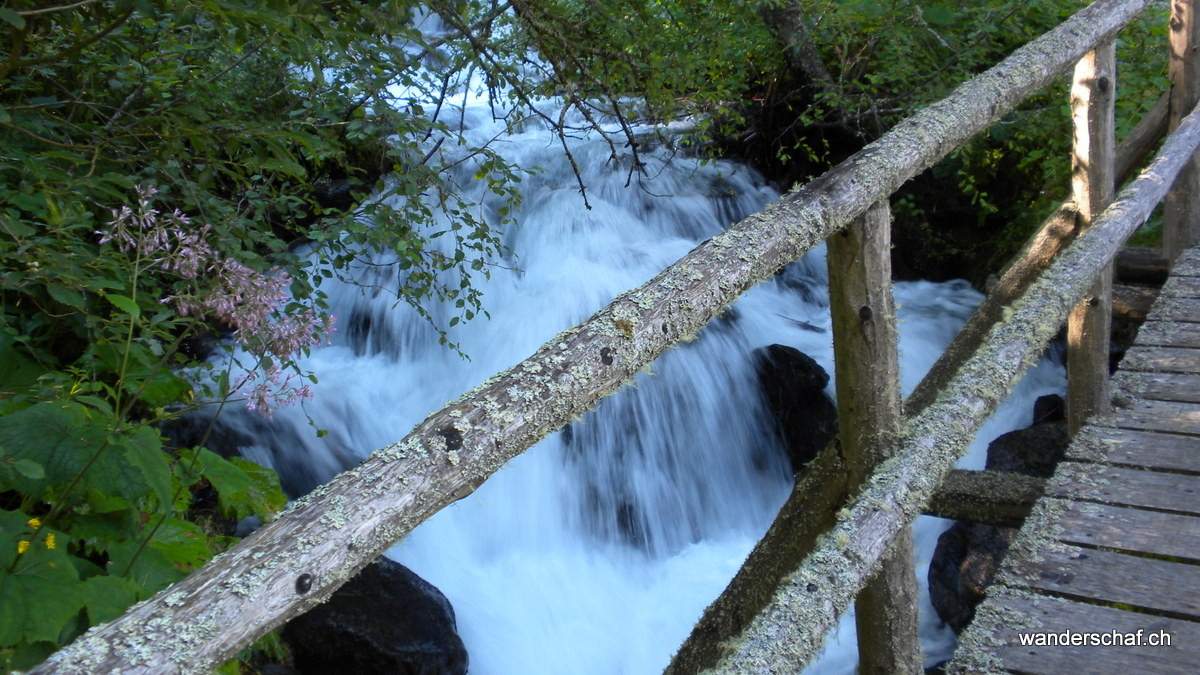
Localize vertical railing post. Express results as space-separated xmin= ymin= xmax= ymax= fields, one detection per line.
xmin=1165 ymin=0 xmax=1200 ymax=261
xmin=827 ymin=202 xmax=922 ymax=674
xmin=1067 ymin=41 xmax=1117 ymax=435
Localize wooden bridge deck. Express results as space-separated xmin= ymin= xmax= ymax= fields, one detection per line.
xmin=950 ymin=246 xmax=1200 ymax=674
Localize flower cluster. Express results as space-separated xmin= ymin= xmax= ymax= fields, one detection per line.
xmin=100 ymin=186 xmax=335 ymax=416
xmin=16 ymin=518 xmax=54 ymax=554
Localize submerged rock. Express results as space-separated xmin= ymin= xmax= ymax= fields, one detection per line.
xmin=928 ymin=404 xmax=1068 ymax=633
xmin=753 ymin=343 xmax=838 ymax=473
xmin=283 ymin=558 xmax=468 ymax=674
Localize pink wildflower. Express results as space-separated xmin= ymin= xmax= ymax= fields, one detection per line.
xmin=102 ymin=185 xmax=335 ymax=417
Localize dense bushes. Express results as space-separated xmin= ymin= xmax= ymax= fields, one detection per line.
xmin=0 ymin=1 xmax=518 ymax=669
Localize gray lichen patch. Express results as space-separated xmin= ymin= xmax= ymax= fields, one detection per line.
xmin=952 ymin=585 xmax=1060 ymax=672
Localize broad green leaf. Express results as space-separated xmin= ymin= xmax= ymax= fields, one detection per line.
xmin=75 ymin=395 xmax=114 ymax=418
xmin=194 ymin=449 xmax=285 ymax=521
xmin=106 ymin=539 xmax=185 ymax=597
xmin=0 ymin=510 xmax=84 ymax=646
xmin=0 ymin=8 xmax=25 ymax=30
xmin=105 ymin=293 xmax=140 ymax=319
xmin=114 ymin=426 xmax=172 ymax=513
xmin=69 ymin=507 xmax=138 ymax=553
xmin=14 ymin=459 xmax=43 ymax=480
xmin=132 ymin=370 xmax=192 ymax=407
xmin=0 ymin=402 xmax=107 ymax=497
xmin=147 ymin=518 xmax=213 ymax=573
xmin=922 ymin=6 xmax=956 ymax=27
xmin=0 ymin=402 xmax=163 ymax=505
xmin=45 ymin=283 xmax=85 ymax=311
xmin=0 ymin=336 xmax=43 ymax=403
xmin=81 ymin=575 xmax=140 ymax=624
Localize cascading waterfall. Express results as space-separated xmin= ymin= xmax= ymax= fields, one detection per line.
xmin=206 ymin=15 xmax=1068 ymax=673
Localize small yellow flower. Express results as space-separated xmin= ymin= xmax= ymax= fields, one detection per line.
xmin=17 ymin=540 xmax=29 ymax=554
xmin=45 ymin=533 xmax=56 ymax=550
xmin=27 ymin=517 xmax=41 ymax=529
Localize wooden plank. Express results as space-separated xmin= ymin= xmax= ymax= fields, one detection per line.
xmin=1120 ymin=346 xmax=1200 ymax=373
xmin=1049 ymin=500 xmax=1200 ymax=561
xmin=1172 ymin=246 xmax=1200 ymax=276
xmin=1162 ymin=275 xmax=1200 ymax=297
xmin=1132 ymin=321 xmax=1200 ymax=349
xmin=1067 ymin=427 xmax=1200 ymax=473
xmin=1146 ymin=296 xmax=1200 ymax=323
xmin=1113 ymin=398 xmax=1200 ymax=436
xmin=1048 ymin=462 xmax=1200 ymax=515
xmin=1005 ymin=544 xmax=1200 ymax=620
xmin=954 ymin=590 xmax=1200 ymax=674
xmin=1114 ymin=371 xmax=1200 ymax=403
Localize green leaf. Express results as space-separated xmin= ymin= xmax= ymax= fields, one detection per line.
xmin=81 ymin=575 xmax=140 ymax=624
xmin=0 ymin=402 xmax=107 ymax=498
xmin=45 ymin=283 xmax=86 ymax=311
xmin=114 ymin=426 xmax=172 ymax=513
xmin=13 ymin=459 xmax=43 ymax=480
xmin=0 ymin=510 xmax=84 ymax=646
xmin=0 ymin=335 xmax=43 ymax=402
xmin=922 ymin=6 xmax=956 ymax=27
xmin=0 ymin=402 xmax=166 ymax=506
xmin=106 ymin=538 xmax=185 ymax=596
xmin=147 ymin=517 xmax=213 ymax=573
xmin=193 ymin=449 xmax=285 ymax=521
xmin=133 ymin=370 xmax=192 ymax=407
xmin=105 ymin=293 xmax=140 ymax=319
xmin=0 ymin=8 xmax=25 ymax=30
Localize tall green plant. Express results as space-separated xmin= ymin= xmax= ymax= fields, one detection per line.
xmin=0 ymin=187 xmax=310 ymax=670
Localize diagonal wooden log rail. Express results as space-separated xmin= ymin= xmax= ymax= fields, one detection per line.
xmin=32 ymin=0 xmax=1158 ymax=671
xmin=705 ymin=95 xmax=1200 ymax=673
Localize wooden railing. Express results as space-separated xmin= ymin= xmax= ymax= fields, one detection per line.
xmin=32 ymin=0 xmax=1200 ymax=672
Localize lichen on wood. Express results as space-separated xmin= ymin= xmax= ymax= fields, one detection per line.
xmin=32 ymin=1 xmax=1164 ymax=672
xmin=708 ymin=88 xmax=1200 ymax=673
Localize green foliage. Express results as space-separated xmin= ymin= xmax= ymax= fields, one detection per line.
xmin=755 ymin=0 xmax=1172 ymax=279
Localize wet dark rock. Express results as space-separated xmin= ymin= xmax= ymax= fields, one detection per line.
xmin=928 ymin=521 xmax=1021 ymax=633
xmin=283 ymin=558 xmax=468 ymax=675
xmin=752 ymin=344 xmax=838 ymax=473
xmin=1032 ymin=394 xmax=1064 ymax=425
xmin=984 ymin=421 xmax=1068 ymax=477
xmin=929 ymin=403 xmax=1069 ymax=634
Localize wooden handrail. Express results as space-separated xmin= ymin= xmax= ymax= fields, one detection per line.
xmin=33 ymin=0 xmax=1169 ymax=672
xmin=705 ymin=97 xmax=1200 ymax=672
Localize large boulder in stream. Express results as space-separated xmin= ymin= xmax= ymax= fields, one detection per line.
xmin=928 ymin=396 xmax=1069 ymax=633
xmin=753 ymin=344 xmax=838 ymax=474
xmin=282 ymin=558 xmax=468 ymax=675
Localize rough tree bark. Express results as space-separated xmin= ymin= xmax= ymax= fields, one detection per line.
xmin=1067 ymin=41 xmax=1117 ymax=435
xmin=827 ymin=203 xmax=922 ymax=675
xmin=926 ymin=469 xmax=1045 ymax=528
xmin=708 ymin=98 xmax=1200 ymax=673
xmin=907 ymin=83 xmax=1166 ymax=418
xmin=33 ymin=0 xmax=1155 ymax=672
xmin=1165 ymin=0 xmax=1200 ymax=260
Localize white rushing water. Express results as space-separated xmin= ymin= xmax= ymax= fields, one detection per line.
xmin=211 ymin=14 xmax=1068 ymax=673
